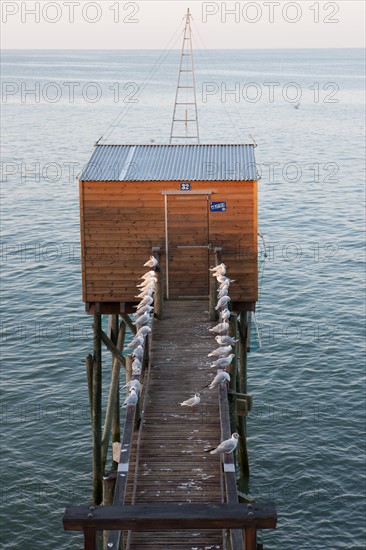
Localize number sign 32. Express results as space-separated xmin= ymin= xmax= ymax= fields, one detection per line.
xmin=180 ymin=182 xmax=191 ymax=191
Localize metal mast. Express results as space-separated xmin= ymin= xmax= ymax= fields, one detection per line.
xmin=169 ymin=8 xmax=200 ymax=144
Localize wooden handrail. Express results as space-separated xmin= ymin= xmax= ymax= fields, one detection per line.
xmin=63 ymin=502 xmax=277 ymax=550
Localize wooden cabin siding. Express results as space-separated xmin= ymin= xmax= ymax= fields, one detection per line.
xmin=80 ymin=179 xmax=257 ymax=306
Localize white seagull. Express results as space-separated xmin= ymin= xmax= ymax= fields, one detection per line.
xmin=144 ymin=256 xmax=158 ymax=268
xmin=210 ymin=353 xmax=235 ymax=369
xmin=215 ymin=296 xmax=231 ymax=310
xmin=206 ymin=433 xmax=239 ymax=455
xmin=135 ymin=295 xmax=154 ymax=307
xmin=215 ymin=335 xmax=238 ymax=346
xmin=217 ymin=287 xmax=229 ymax=299
xmin=136 ymin=277 xmax=157 ymax=289
xmin=132 ymin=357 xmax=142 ymax=371
xmin=122 ymin=388 xmax=138 ymax=408
xmin=136 ymin=304 xmax=154 ymax=315
xmin=122 ymin=379 xmax=141 ymax=393
xmin=209 ymin=322 xmax=229 ymax=334
xmin=216 ymin=275 xmax=235 ymax=284
xmin=133 ymin=312 xmax=150 ymax=326
xmin=220 ymin=308 xmax=231 ymax=321
xmin=135 ymin=288 xmax=154 ymax=299
xmin=136 ymin=326 xmax=152 ymax=338
xmin=210 ymin=263 xmax=226 ymax=276
xmin=140 ymin=270 xmax=156 ymax=280
xmin=132 ymin=346 xmax=144 ymax=360
xmin=207 ymin=371 xmax=231 ymax=389
xmin=180 ymin=393 xmax=200 ymax=408
xmin=125 ymin=335 xmax=145 ymax=349
xmin=207 ymin=345 xmax=233 ymax=358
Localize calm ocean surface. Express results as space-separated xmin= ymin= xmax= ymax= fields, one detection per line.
xmin=1 ymin=49 xmax=365 ymax=549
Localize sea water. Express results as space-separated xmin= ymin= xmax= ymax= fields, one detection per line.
xmin=1 ymin=48 xmax=365 ymax=549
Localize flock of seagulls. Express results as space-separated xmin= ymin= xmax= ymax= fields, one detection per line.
xmin=122 ymin=256 xmax=158 ymax=410
xmin=179 ymin=263 xmax=239 ymax=455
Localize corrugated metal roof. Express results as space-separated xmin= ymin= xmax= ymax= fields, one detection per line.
xmin=79 ymin=144 xmax=257 ymax=181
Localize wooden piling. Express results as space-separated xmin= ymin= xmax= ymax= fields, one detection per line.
xmin=101 ymin=321 xmax=126 ymax=472
xmin=86 ymin=353 xmax=94 ymax=421
xmin=92 ymin=313 xmax=103 ymax=505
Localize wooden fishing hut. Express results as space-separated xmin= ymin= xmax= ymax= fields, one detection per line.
xmin=79 ymin=143 xmax=258 ymax=313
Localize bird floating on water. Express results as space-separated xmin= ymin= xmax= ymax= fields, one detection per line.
xmin=207 ymin=371 xmax=231 ymax=389
xmin=144 ymin=256 xmax=158 ymax=268
xmin=206 ymin=432 xmax=239 ymax=455
xmin=180 ymin=393 xmax=200 ymax=408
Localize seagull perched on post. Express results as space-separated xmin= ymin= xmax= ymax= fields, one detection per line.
xmin=136 ymin=326 xmax=151 ymax=338
xmin=180 ymin=392 xmax=200 ymax=409
xmin=134 ymin=295 xmax=154 ymax=308
xmin=210 ymin=353 xmax=235 ymax=369
xmin=205 ymin=433 xmax=239 ymax=455
xmin=125 ymin=335 xmax=145 ymax=350
xmin=206 ymin=371 xmax=231 ymax=389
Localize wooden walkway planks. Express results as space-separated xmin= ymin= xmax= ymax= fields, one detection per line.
xmin=125 ymin=300 xmax=226 ymax=549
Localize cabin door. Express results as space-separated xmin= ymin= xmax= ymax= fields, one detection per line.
xmin=165 ymin=194 xmax=210 ymax=299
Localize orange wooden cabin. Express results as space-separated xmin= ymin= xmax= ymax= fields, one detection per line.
xmin=79 ymin=143 xmax=258 ymax=313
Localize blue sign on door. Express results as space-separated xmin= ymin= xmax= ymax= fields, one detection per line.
xmin=210 ymin=201 xmax=226 ymax=212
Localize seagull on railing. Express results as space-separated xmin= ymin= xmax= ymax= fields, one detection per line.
xmin=217 ymin=287 xmax=229 ymax=299
xmin=208 ymin=345 xmax=233 ymax=358
xmin=136 ymin=326 xmax=152 ymax=338
xmin=205 ymin=433 xmax=239 ymax=454
xmin=140 ymin=270 xmax=157 ymax=280
xmin=135 ymin=288 xmax=154 ymax=299
xmin=144 ymin=256 xmax=158 ymax=268
xmin=136 ymin=304 xmax=154 ymax=315
xmin=220 ymin=308 xmax=231 ymax=321
xmin=126 ymin=335 xmax=145 ymax=349
xmin=210 ymin=353 xmax=235 ymax=369
xmin=209 ymin=322 xmax=229 ymax=334
xmin=180 ymin=392 xmax=200 ymax=409
xmin=122 ymin=379 xmax=141 ymax=393
xmin=215 ymin=335 xmax=238 ymax=345
xmin=206 ymin=371 xmax=231 ymax=389
xmin=209 ymin=263 xmax=226 ymax=276
xmin=122 ymin=388 xmax=138 ymax=409
xmin=133 ymin=312 xmax=150 ymax=326
xmin=216 ymin=275 xmax=235 ymax=284
xmin=135 ymin=295 xmax=154 ymax=307
xmin=132 ymin=345 xmax=144 ymax=360
xmin=136 ymin=277 xmax=157 ymax=289
xmin=215 ymin=296 xmax=231 ymax=310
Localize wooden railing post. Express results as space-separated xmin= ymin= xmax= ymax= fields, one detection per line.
xmin=244 ymin=526 xmax=257 ymax=550
xmin=153 ymin=247 xmax=163 ymax=320
xmin=209 ymin=267 xmax=218 ymax=321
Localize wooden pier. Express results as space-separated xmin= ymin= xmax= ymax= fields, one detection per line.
xmin=64 ymin=291 xmax=277 ymax=549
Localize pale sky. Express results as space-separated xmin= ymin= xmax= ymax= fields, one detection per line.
xmin=1 ymin=0 xmax=365 ymax=49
